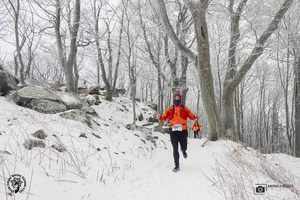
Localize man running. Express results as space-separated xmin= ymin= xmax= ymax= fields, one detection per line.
xmin=192 ymin=120 xmax=202 ymax=139
xmin=159 ymin=93 xmax=198 ymax=172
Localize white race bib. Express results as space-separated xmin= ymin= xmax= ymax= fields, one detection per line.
xmin=172 ymin=124 xmax=183 ymax=131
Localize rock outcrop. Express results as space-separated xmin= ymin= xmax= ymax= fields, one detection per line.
xmin=13 ymin=86 xmax=67 ymax=114
xmin=0 ymin=66 xmax=19 ymax=96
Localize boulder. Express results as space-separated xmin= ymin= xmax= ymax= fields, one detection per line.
xmin=29 ymin=99 xmax=67 ymax=114
xmin=23 ymin=139 xmax=46 ymax=150
xmin=15 ymin=86 xmax=61 ymax=102
xmin=147 ymin=116 xmax=159 ymax=123
xmin=13 ymin=86 xmax=67 ymax=114
xmin=58 ymin=92 xmax=82 ymax=109
xmin=51 ymin=144 xmax=66 ymax=152
xmin=0 ymin=67 xmax=19 ymax=96
xmin=86 ymin=95 xmax=96 ymax=106
xmin=88 ymin=86 xmax=100 ymax=95
xmin=32 ymin=129 xmax=48 ymax=140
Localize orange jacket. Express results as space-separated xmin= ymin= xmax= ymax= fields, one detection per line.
xmin=159 ymin=105 xmax=197 ymax=130
xmin=192 ymin=122 xmax=201 ymax=131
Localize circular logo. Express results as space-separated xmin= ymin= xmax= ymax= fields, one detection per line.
xmin=7 ymin=174 xmax=26 ymax=194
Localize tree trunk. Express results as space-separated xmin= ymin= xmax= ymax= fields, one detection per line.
xmin=94 ymin=3 xmax=112 ymax=100
xmin=295 ymin=55 xmax=300 ymax=157
xmin=222 ymin=0 xmax=248 ymax=141
xmin=190 ymin=1 xmax=221 ymax=140
xmin=222 ymin=0 xmax=293 ymax=140
xmin=55 ymin=0 xmax=80 ymax=94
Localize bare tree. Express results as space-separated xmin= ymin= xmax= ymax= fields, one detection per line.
xmin=222 ymin=0 xmax=294 ymax=141
xmin=138 ymin=1 xmax=165 ymax=113
xmin=3 ymin=0 xmax=26 ymax=84
xmin=155 ymin=0 xmax=221 ymax=140
xmin=55 ymin=0 xmax=81 ymax=94
xmin=295 ymin=54 xmax=300 ymax=157
xmin=93 ymin=0 xmax=124 ymax=101
xmin=123 ymin=0 xmax=137 ymax=126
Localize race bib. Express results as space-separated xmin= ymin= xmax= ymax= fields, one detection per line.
xmin=172 ymin=124 xmax=183 ymax=131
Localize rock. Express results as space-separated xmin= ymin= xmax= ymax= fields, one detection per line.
xmin=115 ymin=88 xmax=126 ymax=95
xmin=94 ymin=95 xmax=101 ymax=105
xmin=58 ymin=92 xmax=82 ymax=109
xmin=51 ymin=144 xmax=66 ymax=152
xmin=82 ymin=106 xmax=98 ymax=116
xmin=23 ymin=139 xmax=46 ymax=150
xmin=15 ymin=86 xmax=61 ymax=102
xmin=79 ymin=133 xmax=88 ymax=138
xmin=0 ymin=67 xmax=19 ymax=96
xmin=147 ymin=117 xmax=159 ymax=123
xmin=86 ymin=95 xmax=96 ymax=106
xmin=13 ymin=86 xmax=67 ymax=114
xmin=32 ymin=129 xmax=48 ymax=140
xmin=138 ymin=113 xmax=144 ymax=121
xmin=29 ymin=99 xmax=67 ymax=114
xmin=88 ymin=86 xmax=100 ymax=95
xmin=78 ymin=87 xmax=89 ymax=95
xmin=125 ymin=124 xmax=136 ymax=130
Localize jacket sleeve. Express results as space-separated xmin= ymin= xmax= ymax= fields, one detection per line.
xmin=159 ymin=107 xmax=171 ymax=121
xmin=185 ymin=107 xmax=198 ymax=120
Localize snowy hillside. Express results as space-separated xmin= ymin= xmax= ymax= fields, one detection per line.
xmin=0 ymin=96 xmax=299 ymax=200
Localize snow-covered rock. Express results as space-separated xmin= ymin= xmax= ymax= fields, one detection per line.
xmin=28 ymin=98 xmax=67 ymax=113
xmin=14 ymin=86 xmax=61 ymax=101
xmin=12 ymin=86 xmax=86 ymax=113
xmin=12 ymin=86 xmax=67 ymax=113
xmin=0 ymin=66 xmax=19 ymax=96
xmin=58 ymin=92 xmax=83 ymax=109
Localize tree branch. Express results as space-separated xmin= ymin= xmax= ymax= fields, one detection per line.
xmin=230 ymin=0 xmax=294 ymax=91
xmin=154 ymin=0 xmax=197 ymax=62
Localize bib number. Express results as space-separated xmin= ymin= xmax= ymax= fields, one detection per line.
xmin=172 ymin=124 xmax=183 ymax=131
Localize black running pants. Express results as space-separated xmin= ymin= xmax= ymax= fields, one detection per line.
xmin=170 ymin=130 xmax=188 ymax=168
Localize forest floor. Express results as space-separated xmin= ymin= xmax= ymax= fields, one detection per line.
xmin=0 ymin=96 xmax=299 ymax=200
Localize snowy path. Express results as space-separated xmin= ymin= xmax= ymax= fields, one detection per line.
xmin=91 ymin=138 xmax=223 ymax=200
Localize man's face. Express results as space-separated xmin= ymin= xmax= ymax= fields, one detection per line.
xmin=174 ymin=95 xmax=181 ymax=105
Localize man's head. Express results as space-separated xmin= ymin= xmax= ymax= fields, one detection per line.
xmin=173 ymin=93 xmax=182 ymax=106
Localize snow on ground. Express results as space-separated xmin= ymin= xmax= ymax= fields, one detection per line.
xmin=0 ymin=96 xmax=300 ymax=200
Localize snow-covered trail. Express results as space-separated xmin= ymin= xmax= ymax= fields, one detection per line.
xmin=1 ymin=96 xmax=299 ymax=200
xmin=89 ymin=138 xmax=222 ymax=200
xmin=84 ymin=137 xmax=300 ymax=200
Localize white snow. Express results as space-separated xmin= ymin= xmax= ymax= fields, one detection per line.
xmin=0 ymin=96 xmax=299 ymax=200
